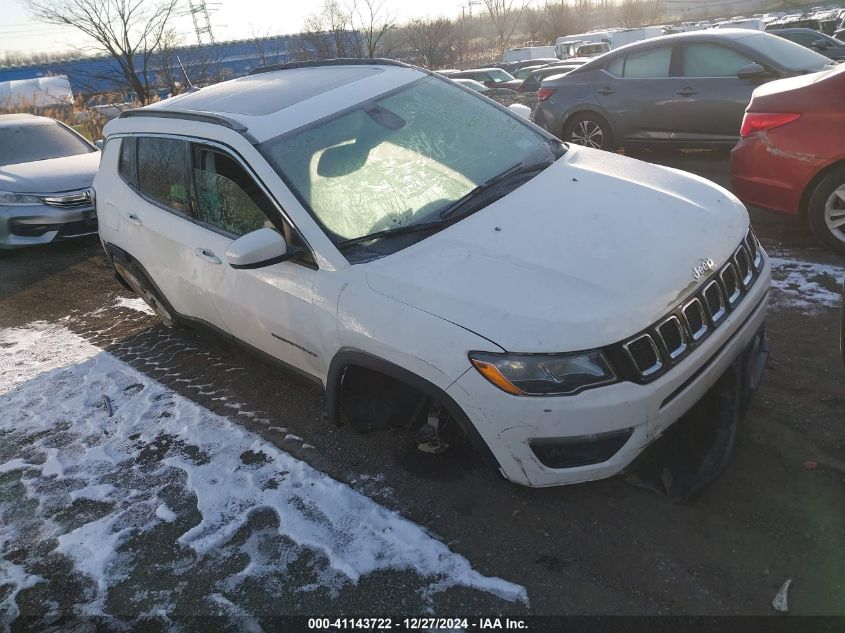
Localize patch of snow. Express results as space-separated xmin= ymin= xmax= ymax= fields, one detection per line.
xmin=114 ymin=297 xmax=155 ymax=315
xmin=70 ymin=484 xmax=116 ymax=502
xmin=0 ymin=458 xmax=31 ymax=474
xmin=0 ymin=323 xmax=527 ymax=622
xmin=155 ymin=503 xmax=177 ymax=523
xmin=769 ymin=255 xmax=844 ymax=312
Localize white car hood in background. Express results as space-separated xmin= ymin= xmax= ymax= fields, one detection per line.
xmin=0 ymin=151 xmax=100 ymax=193
xmin=365 ymin=147 xmax=749 ymax=353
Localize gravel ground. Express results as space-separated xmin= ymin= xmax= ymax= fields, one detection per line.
xmin=1 ymin=149 xmax=844 ymax=628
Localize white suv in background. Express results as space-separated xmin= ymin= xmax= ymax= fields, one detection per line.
xmin=94 ymin=60 xmax=770 ymax=490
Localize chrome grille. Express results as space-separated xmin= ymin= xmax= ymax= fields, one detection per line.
xmin=613 ymin=229 xmax=764 ymax=382
xmin=703 ymin=279 xmax=726 ymax=324
xmin=720 ymin=263 xmax=741 ymax=307
xmin=745 ymin=230 xmax=762 ymax=271
xmin=734 ymin=245 xmax=753 ymax=288
xmin=682 ymin=297 xmax=708 ymax=342
xmin=656 ymin=315 xmax=688 ymax=360
xmin=623 ymin=334 xmax=662 ymax=377
xmin=40 ymin=190 xmax=93 ymax=209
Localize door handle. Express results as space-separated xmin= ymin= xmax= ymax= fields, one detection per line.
xmin=195 ymin=247 xmax=222 ymax=265
xmin=596 ymin=86 xmax=615 ymax=95
xmin=676 ymin=87 xmax=698 ymax=96
xmin=126 ymin=213 xmax=143 ymax=226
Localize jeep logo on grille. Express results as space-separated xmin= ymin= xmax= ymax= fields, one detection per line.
xmin=693 ymin=259 xmax=716 ymax=280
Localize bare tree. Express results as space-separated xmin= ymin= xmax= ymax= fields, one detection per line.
xmin=642 ymin=0 xmax=665 ymax=25
xmin=154 ymin=28 xmax=185 ymax=97
xmin=572 ymin=0 xmax=594 ymax=32
xmin=249 ymin=27 xmax=287 ymax=68
xmin=482 ymin=0 xmax=528 ymax=55
xmin=349 ymin=0 xmax=397 ymax=58
xmin=616 ymin=0 xmax=664 ymax=27
xmin=617 ymin=0 xmax=645 ymax=27
xmin=303 ymin=0 xmax=363 ymax=59
xmin=404 ymin=17 xmax=457 ymax=69
xmin=540 ymin=1 xmax=575 ymax=41
xmin=25 ymin=0 xmax=180 ymax=104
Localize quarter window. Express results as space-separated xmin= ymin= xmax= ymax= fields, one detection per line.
xmin=137 ymin=137 xmax=192 ymax=214
xmin=682 ymin=44 xmax=752 ymax=77
xmin=192 ymin=147 xmax=275 ymax=237
xmin=118 ymin=137 xmax=137 ymax=187
xmin=606 ymin=56 xmax=624 ymax=76
xmin=622 ymin=47 xmax=672 ymax=78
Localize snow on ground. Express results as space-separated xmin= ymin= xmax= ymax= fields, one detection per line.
xmin=114 ymin=297 xmax=155 ymax=315
xmin=768 ymin=253 xmax=844 ymax=312
xmin=0 ymin=323 xmax=526 ymax=626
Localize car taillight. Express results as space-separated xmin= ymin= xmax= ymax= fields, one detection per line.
xmin=739 ymin=112 xmax=801 ymax=137
xmin=537 ymin=88 xmax=556 ymax=101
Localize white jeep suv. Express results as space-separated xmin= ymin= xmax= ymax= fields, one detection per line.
xmin=94 ymin=59 xmax=770 ymax=488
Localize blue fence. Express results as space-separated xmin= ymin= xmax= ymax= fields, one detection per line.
xmin=0 ymin=33 xmax=361 ymax=101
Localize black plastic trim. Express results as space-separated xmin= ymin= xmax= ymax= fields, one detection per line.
xmin=660 ymin=291 xmax=768 ymax=409
xmin=120 ymin=109 xmax=248 ymax=133
xmin=326 ymin=348 xmax=498 ymax=467
xmin=249 ymin=58 xmax=410 ymax=75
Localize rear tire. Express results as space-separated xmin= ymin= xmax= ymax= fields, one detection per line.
xmin=806 ymin=165 xmax=845 ymax=254
xmin=112 ymin=259 xmax=181 ymax=328
xmin=563 ymin=112 xmax=615 ymax=151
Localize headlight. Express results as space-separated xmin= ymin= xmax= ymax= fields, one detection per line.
xmin=469 ymin=350 xmax=618 ymax=396
xmin=0 ymin=191 xmax=42 ymax=206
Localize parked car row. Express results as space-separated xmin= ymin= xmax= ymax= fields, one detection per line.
xmin=438 ymin=58 xmax=589 ymax=95
xmin=532 ymin=28 xmax=844 ymax=253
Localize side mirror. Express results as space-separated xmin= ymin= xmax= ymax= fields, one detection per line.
xmin=509 ymin=103 xmax=532 ymax=119
xmin=226 ymin=227 xmax=293 ymax=269
xmin=94 ymin=139 xmax=104 ymax=150
xmin=737 ymin=62 xmax=768 ymax=80
xmin=812 ymin=38 xmax=832 ymax=49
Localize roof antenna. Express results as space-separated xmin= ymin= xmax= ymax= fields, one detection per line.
xmin=177 ymin=56 xmax=200 ymax=93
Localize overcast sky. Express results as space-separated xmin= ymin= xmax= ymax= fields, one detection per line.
xmin=3 ymin=0 xmax=483 ymax=56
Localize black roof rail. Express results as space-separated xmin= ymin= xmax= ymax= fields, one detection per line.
xmin=118 ymin=108 xmax=247 ymax=132
xmin=117 ymin=109 xmax=260 ymax=144
xmin=249 ymin=57 xmax=410 ymax=75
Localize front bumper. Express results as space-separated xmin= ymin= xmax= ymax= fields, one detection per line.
xmin=0 ymin=202 xmax=97 ymax=249
xmin=447 ymin=256 xmax=771 ymax=487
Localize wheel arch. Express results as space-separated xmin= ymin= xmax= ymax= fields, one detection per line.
xmin=102 ymin=242 xmax=181 ymax=320
xmin=560 ymin=106 xmax=617 ymax=144
xmin=325 ymin=347 xmax=498 ymax=466
xmin=799 ymin=158 xmax=845 ymax=221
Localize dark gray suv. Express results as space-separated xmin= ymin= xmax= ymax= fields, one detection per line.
xmin=533 ymin=29 xmax=831 ymax=150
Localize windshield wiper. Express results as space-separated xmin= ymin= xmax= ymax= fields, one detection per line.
xmin=439 ymin=160 xmax=552 ymax=220
xmin=337 ymin=219 xmax=451 ymax=249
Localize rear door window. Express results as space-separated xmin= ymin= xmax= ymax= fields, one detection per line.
xmin=622 ymin=46 xmax=672 ymax=78
xmin=136 ymin=136 xmax=193 ymax=215
xmin=681 ymin=43 xmax=752 ymax=77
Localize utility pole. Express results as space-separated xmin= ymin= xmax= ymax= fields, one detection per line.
xmin=459 ymin=1 xmax=481 ymax=67
xmin=187 ymin=0 xmax=216 ymax=45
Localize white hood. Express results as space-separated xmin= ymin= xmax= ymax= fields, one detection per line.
xmin=0 ymin=152 xmax=100 ymax=194
xmin=365 ymin=147 xmax=749 ymax=352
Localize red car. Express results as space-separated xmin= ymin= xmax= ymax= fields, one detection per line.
xmin=731 ymin=63 xmax=845 ymax=252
